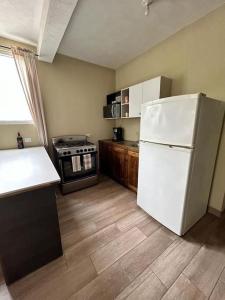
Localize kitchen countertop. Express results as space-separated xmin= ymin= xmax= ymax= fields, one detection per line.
xmin=100 ymin=140 xmax=139 ymax=153
xmin=0 ymin=146 xmax=60 ymax=198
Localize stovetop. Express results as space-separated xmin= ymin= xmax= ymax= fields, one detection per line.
xmin=52 ymin=135 xmax=97 ymax=157
xmin=55 ymin=140 xmax=93 ymax=148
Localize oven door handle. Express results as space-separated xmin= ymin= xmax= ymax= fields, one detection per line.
xmin=111 ymin=105 xmax=114 ymax=118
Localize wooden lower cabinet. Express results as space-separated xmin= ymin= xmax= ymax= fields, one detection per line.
xmin=99 ymin=140 xmax=139 ymax=192
xmin=127 ymin=150 xmax=139 ymax=192
xmin=99 ymin=141 xmax=112 ymax=174
xmin=112 ymin=146 xmax=128 ymax=185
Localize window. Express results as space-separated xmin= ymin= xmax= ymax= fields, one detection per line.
xmin=0 ymin=54 xmax=32 ymax=124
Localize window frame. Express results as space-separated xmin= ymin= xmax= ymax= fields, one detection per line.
xmin=0 ymin=120 xmax=33 ymax=125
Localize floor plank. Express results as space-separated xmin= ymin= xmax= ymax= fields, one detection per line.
xmin=62 ymin=222 xmax=97 ymax=250
xmin=93 ymin=200 xmax=136 ymax=230
xmin=65 ymin=223 xmax=122 ymax=267
xmin=95 ymin=206 xmax=136 ymax=230
xmin=118 ymin=228 xmax=173 ymax=282
xmin=125 ymin=270 xmax=166 ymax=300
xmin=60 ymin=189 xmax=132 ymax=224
xmin=162 ymin=274 xmax=206 ymax=300
xmin=183 ymin=245 xmax=225 ymax=297
xmin=90 ymin=227 xmax=146 ymax=273
xmin=8 ymin=257 xmax=68 ymax=298
xmin=151 ymin=238 xmax=201 ymax=288
xmin=116 ymin=209 xmax=149 ymax=232
xmin=69 ymin=261 xmax=131 ymax=300
xmin=17 ymin=257 xmax=96 ymax=300
xmin=186 ymin=213 xmax=217 ymax=244
xmin=219 ymin=267 xmax=225 ymax=283
xmin=57 ymin=180 xmax=117 ymax=208
xmin=116 ymin=265 xmax=166 ymax=300
xmin=137 ymin=217 xmax=161 ymax=236
xmin=210 ymin=280 xmax=225 ymax=300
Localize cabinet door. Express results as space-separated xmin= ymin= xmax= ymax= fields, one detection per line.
xmin=99 ymin=141 xmax=113 ymax=176
xmin=127 ymin=150 xmax=139 ymax=192
xmin=142 ymin=77 xmax=161 ymax=104
xmin=129 ymin=83 xmax=142 ymax=118
xmin=112 ymin=146 xmax=128 ymax=185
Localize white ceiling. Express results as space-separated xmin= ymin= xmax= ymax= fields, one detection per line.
xmin=0 ymin=0 xmax=224 ymax=67
xmin=58 ymin=0 xmax=225 ymax=68
xmin=0 ymin=0 xmax=44 ymax=45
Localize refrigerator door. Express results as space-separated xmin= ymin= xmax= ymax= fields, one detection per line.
xmin=137 ymin=141 xmax=192 ymax=235
xmin=140 ymin=94 xmax=200 ymax=147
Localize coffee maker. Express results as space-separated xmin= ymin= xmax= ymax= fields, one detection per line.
xmin=113 ymin=127 xmax=123 ymax=141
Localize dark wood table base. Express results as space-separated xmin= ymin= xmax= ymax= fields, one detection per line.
xmin=0 ymin=185 xmax=62 ymax=285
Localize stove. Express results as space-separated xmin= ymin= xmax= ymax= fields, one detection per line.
xmin=52 ymin=135 xmax=97 ymax=157
xmin=52 ymin=135 xmax=98 ymax=194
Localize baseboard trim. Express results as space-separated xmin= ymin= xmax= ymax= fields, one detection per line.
xmin=208 ymin=206 xmax=223 ymax=218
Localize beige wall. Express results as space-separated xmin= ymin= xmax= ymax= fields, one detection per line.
xmin=0 ymin=38 xmax=115 ymax=150
xmin=0 ymin=124 xmax=39 ymax=149
xmin=115 ymin=5 xmax=225 ymax=212
xmin=37 ymin=54 xmax=115 ymax=146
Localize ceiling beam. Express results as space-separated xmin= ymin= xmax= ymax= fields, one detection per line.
xmin=37 ymin=0 xmax=79 ymax=63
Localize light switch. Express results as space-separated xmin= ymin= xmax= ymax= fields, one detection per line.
xmin=24 ymin=137 xmax=32 ymax=143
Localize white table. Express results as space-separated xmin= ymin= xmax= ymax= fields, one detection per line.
xmin=0 ymin=146 xmax=60 ymax=198
xmin=0 ymin=147 xmax=62 ymax=285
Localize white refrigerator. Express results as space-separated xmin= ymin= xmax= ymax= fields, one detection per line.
xmin=137 ymin=93 xmax=224 ymax=235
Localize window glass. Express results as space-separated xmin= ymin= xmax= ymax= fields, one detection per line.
xmin=0 ymin=55 xmax=32 ymax=123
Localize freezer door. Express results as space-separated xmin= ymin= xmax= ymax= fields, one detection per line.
xmin=137 ymin=141 xmax=192 ymax=235
xmin=140 ymin=94 xmax=200 ymax=147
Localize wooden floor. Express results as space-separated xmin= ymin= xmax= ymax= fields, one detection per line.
xmin=1 ymin=177 xmax=225 ymax=299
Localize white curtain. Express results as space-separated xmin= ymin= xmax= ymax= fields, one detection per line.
xmin=11 ymin=46 xmax=48 ymax=147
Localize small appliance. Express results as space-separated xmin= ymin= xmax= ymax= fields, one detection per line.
xmin=113 ymin=127 xmax=123 ymax=141
xmin=103 ymin=103 xmax=121 ymax=119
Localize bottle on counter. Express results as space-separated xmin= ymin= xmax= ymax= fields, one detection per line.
xmin=17 ymin=132 xmax=24 ymax=149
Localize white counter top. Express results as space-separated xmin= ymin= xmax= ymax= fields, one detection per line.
xmin=0 ymin=147 xmax=60 ymax=198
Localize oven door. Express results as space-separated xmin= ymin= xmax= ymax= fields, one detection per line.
xmin=59 ymin=152 xmax=97 ymax=183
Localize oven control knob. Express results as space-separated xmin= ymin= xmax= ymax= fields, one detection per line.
xmin=68 ymin=151 xmax=71 ymax=155
xmin=92 ymin=148 xmax=94 ymax=151
xmin=76 ymin=150 xmax=80 ymax=153
xmin=84 ymin=149 xmax=87 ymax=152
xmin=80 ymin=149 xmax=83 ymax=153
xmin=63 ymin=151 xmax=67 ymax=155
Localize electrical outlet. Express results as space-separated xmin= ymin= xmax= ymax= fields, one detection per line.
xmin=24 ymin=137 xmax=32 ymax=143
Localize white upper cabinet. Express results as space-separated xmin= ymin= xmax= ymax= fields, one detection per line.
xmin=121 ymin=76 xmax=172 ymax=119
xmin=129 ymin=83 xmax=142 ymax=118
xmin=142 ymin=77 xmax=161 ymax=103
